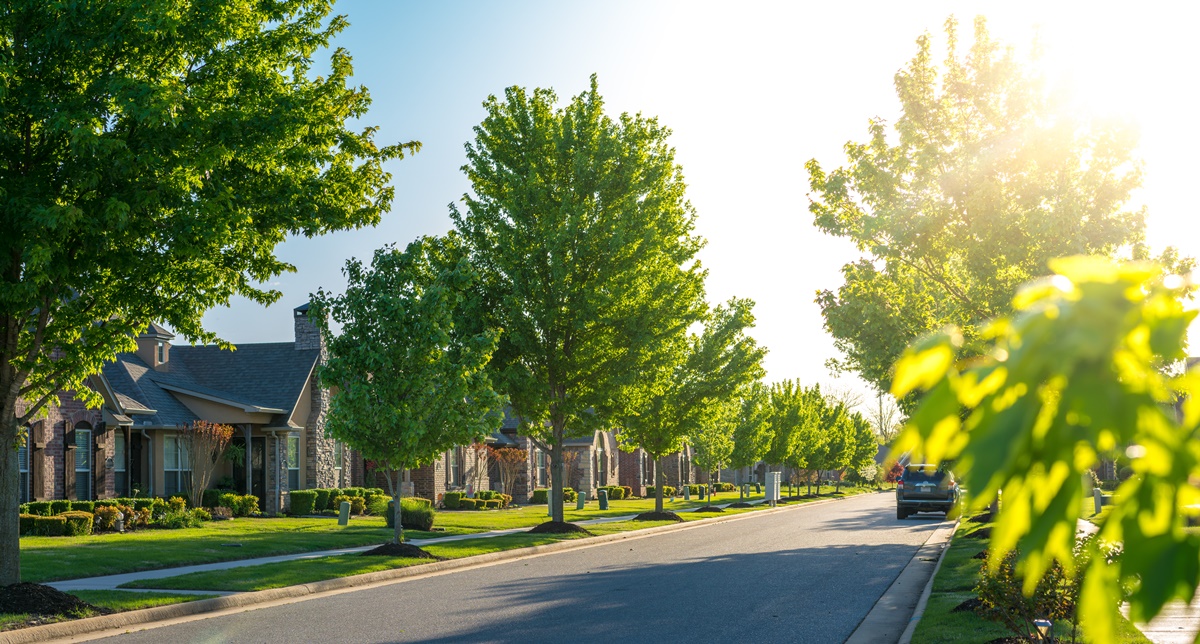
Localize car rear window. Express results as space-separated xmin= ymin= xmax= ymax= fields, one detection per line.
xmin=903 ymin=466 xmax=948 ymax=483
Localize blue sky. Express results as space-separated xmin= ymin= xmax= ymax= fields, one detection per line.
xmin=201 ymin=1 xmax=1200 ymax=405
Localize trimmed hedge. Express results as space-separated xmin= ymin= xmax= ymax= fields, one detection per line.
xmin=25 ymin=501 xmax=53 ymax=516
xmin=72 ymin=501 xmax=95 ymax=513
xmin=459 ymin=498 xmax=480 ymax=510
xmin=289 ymin=490 xmax=318 ymax=516
xmin=385 ymin=498 xmax=436 ymax=531
xmin=366 ymin=494 xmax=389 ymax=517
xmin=531 ymin=487 xmax=577 ymax=504
xmin=443 ymin=491 xmax=466 ymax=510
xmin=93 ymin=505 xmax=121 ymax=531
xmin=313 ymin=488 xmax=332 ymax=512
xmin=350 ymin=496 xmax=366 ymax=515
xmin=598 ymin=485 xmax=627 ymax=500
xmin=18 ymin=514 xmax=36 ymax=535
xmin=31 ymin=515 xmax=66 ymax=536
xmin=483 ymin=499 xmax=501 ymax=509
xmin=49 ymin=500 xmax=71 ymax=515
xmin=646 ymin=485 xmax=676 ymax=497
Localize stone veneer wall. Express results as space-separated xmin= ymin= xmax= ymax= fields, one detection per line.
xmin=296 ymin=309 xmax=341 ymax=490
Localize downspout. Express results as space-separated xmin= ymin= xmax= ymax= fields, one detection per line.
xmin=140 ymin=428 xmax=153 ymax=497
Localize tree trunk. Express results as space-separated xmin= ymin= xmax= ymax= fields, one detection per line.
xmin=655 ymin=456 xmax=664 ymax=513
xmin=550 ymin=422 xmax=565 ymax=523
xmin=383 ymin=469 xmax=404 ymax=544
xmin=0 ymin=411 xmax=20 ymax=585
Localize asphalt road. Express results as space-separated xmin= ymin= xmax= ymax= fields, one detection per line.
xmin=95 ymin=492 xmax=949 ymax=644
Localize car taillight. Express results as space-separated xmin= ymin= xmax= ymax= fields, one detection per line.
xmin=896 ymin=480 xmax=904 ymax=489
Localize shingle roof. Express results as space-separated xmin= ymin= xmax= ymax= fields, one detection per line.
xmin=102 ymin=342 xmax=318 ymax=428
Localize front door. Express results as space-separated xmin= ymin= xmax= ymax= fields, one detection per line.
xmin=232 ymin=437 xmax=266 ymax=499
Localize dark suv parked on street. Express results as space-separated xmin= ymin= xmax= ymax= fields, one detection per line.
xmin=896 ymin=464 xmax=958 ymax=519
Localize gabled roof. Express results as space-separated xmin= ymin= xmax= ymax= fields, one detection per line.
xmin=102 ymin=342 xmax=319 ymax=428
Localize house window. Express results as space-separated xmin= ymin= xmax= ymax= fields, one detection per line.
xmin=535 ymin=449 xmax=547 ymax=487
xmin=18 ymin=427 xmax=29 ymax=504
xmin=74 ymin=426 xmax=92 ymax=501
xmin=333 ymin=441 xmax=344 ymax=472
xmin=287 ymin=435 xmax=300 ymax=490
xmin=156 ymin=341 xmax=165 ymax=363
xmin=114 ymin=431 xmax=127 ymax=497
xmin=447 ymin=448 xmax=460 ymax=487
xmin=163 ymin=434 xmax=191 ymax=497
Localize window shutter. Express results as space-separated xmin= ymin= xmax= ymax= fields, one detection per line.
xmin=94 ymin=424 xmax=106 ymax=499
xmin=63 ymin=422 xmax=75 ymax=500
xmin=30 ymin=421 xmax=45 ymax=500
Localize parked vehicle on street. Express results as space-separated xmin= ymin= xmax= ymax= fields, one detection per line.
xmin=896 ymin=464 xmax=958 ymax=519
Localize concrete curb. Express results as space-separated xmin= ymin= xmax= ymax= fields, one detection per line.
xmin=845 ymin=518 xmax=958 ymax=644
xmin=3 ymin=494 xmax=856 ymax=643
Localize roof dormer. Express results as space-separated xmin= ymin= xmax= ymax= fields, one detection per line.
xmin=136 ymin=323 xmax=175 ymax=371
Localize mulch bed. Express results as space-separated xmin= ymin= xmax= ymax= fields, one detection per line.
xmin=528 ymin=521 xmax=593 ymax=535
xmin=952 ymin=597 xmax=984 ymax=613
xmin=968 ymin=527 xmax=992 ymax=539
xmin=727 ymin=502 xmax=755 ymax=508
xmin=972 ymin=549 xmax=989 ymax=560
xmin=359 ymin=543 xmax=443 ymax=559
xmin=633 ymin=511 xmax=683 ymax=522
xmin=0 ymin=583 xmax=99 ymax=618
xmin=986 ymin=638 xmax=1025 ymax=643
xmin=692 ymin=506 xmax=725 ymax=513
xmin=968 ymin=512 xmax=993 ymax=524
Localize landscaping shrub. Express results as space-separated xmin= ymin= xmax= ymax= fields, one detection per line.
xmin=218 ymin=493 xmax=239 ymax=511
xmin=132 ymin=507 xmax=151 ymax=528
xmin=168 ymin=496 xmax=188 ymax=513
xmin=976 ymin=549 xmax=1075 ymax=640
xmin=350 ymin=496 xmax=366 ymax=515
xmin=25 ymin=501 xmax=53 ymax=516
xmin=18 ymin=514 xmax=36 ymax=536
xmin=498 ymin=493 xmax=512 ymax=508
xmin=367 ymin=488 xmax=385 ymax=496
xmin=326 ymin=490 xmax=345 ymax=510
xmin=61 ymin=511 xmax=94 ymax=536
xmin=158 ymin=509 xmax=203 ymax=529
xmin=646 ymin=485 xmax=676 ymax=497
xmin=563 ymin=488 xmax=577 ymax=503
xmin=236 ymin=494 xmax=260 ymax=517
xmin=531 ymin=489 xmax=549 ymax=504
xmin=289 ymin=490 xmax=318 ymax=516
xmin=202 ymin=488 xmax=227 ymax=508
xmin=385 ymin=498 xmax=437 ymax=531
xmin=476 ymin=490 xmax=495 ymax=500
xmin=93 ymin=499 xmax=119 ymax=509
xmin=366 ymin=494 xmax=389 ymax=517
xmin=313 ymin=488 xmax=332 ymax=512
xmin=32 ymin=515 xmax=67 ymax=536
xmin=443 ymin=491 xmax=466 ymax=510
xmin=150 ymin=497 xmax=169 ymax=519
xmin=621 ymin=485 xmax=633 ymax=498
xmin=72 ymin=500 xmax=95 ymax=513
xmin=93 ymin=505 xmax=121 ymax=531
xmin=331 ymin=495 xmax=353 ymax=514
xmin=483 ymin=499 xmax=501 ymax=509
xmin=132 ymin=498 xmax=155 ymax=512
xmin=192 ymin=507 xmax=212 ymax=522
xmin=49 ymin=500 xmax=71 ymax=515
xmin=460 ymin=498 xmax=480 ymax=510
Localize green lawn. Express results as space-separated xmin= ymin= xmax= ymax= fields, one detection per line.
xmin=67 ymin=590 xmax=220 ymax=612
xmin=19 ymin=516 xmax=474 ymax=584
xmin=912 ymin=519 xmax=1150 ymax=643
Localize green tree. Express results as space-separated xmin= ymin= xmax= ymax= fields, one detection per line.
xmin=729 ymin=383 xmax=772 ymax=470
xmin=806 ymin=16 xmax=1159 ymax=399
xmin=763 ymin=381 xmax=826 ymax=494
xmin=0 ymin=1 xmax=412 ymax=585
xmin=690 ymin=394 xmax=740 ymax=484
xmin=621 ymin=299 xmax=766 ymax=513
xmin=892 ymin=256 xmax=1197 ymax=641
xmin=312 ymin=236 xmax=503 ymax=545
xmin=452 ymin=76 xmax=707 ymax=523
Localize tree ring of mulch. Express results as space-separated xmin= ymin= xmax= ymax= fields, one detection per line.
xmin=986 ymin=638 xmax=1025 ymax=644
xmin=633 ymin=511 xmax=684 ymax=522
xmin=693 ymin=505 xmax=725 ymax=513
xmin=528 ymin=521 xmax=593 ymax=535
xmin=972 ymin=549 xmax=989 ymax=560
xmin=968 ymin=512 xmax=993 ymax=524
xmin=727 ymin=502 xmax=755 ymax=508
xmin=0 ymin=583 xmax=99 ymax=617
xmin=359 ymin=543 xmax=443 ymax=559
xmin=968 ymin=527 xmax=992 ymax=539
xmin=952 ymin=597 xmax=984 ymax=613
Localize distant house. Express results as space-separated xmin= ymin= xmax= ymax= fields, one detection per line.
xmin=17 ymin=304 xmax=363 ymax=513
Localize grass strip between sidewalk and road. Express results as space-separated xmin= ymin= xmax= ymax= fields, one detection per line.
xmin=118 ymin=496 xmax=847 ymax=593
xmin=909 ymin=517 xmax=1150 ymax=643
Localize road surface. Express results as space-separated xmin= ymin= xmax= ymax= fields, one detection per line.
xmin=93 ymin=491 xmax=949 ymax=643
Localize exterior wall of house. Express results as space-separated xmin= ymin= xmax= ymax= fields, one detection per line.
xmin=16 ymin=392 xmax=106 ymax=501
xmin=618 ymin=448 xmax=652 ymax=497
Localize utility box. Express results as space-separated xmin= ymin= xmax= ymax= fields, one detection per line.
xmin=765 ymin=472 xmax=782 ymax=506
xmin=598 ymin=489 xmax=609 ymax=510
xmin=338 ymin=500 xmax=351 ymax=526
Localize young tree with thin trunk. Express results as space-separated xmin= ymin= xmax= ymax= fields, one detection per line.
xmin=729 ymin=383 xmax=772 ymax=472
xmin=313 ymin=236 xmax=503 ymax=546
xmin=452 ymin=76 xmax=707 ymax=524
xmin=488 ymin=447 xmax=527 ymax=499
xmin=181 ymin=421 xmax=235 ymax=509
xmin=621 ymin=299 xmax=766 ymax=513
xmin=0 ymin=1 xmax=412 ymax=586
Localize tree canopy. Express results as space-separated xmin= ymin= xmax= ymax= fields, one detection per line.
xmin=313 ymin=236 xmax=503 ymax=543
xmin=451 ymin=75 xmax=707 ymax=522
xmin=806 ymin=16 xmax=1165 ymax=397
xmin=0 ymin=0 xmax=412 ymax=584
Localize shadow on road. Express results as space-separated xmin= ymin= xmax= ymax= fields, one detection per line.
xmin=404 ymin=541 xmax=923 ymax=644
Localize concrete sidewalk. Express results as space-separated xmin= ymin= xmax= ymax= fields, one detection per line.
xmin=48 ymin=504 xmax=749 ymax=593
xmin=1129 ymin=598 xmax=1200 ymax=644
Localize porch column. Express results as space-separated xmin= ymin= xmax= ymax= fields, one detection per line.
xmin=244 ymin=424 xmax=252 ymax=496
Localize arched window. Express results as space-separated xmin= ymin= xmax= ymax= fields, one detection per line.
xmin=74 ymin=421 xmax=93 ymax=501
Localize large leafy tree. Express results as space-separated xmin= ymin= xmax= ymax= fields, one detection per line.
xmin=806 ymin=16 xmax=1162 ymax=398
xmin=452 ymin=76 xmax=707 ymax=523
xmin=0 ymin=1 xmax=411 ymax=585
xmin=729 ymin=383 xmax=772 ymax=470
xmin=313 ymin=236 xmax=503 ymax=545
xmin=621 ymin=299 xmax=766 ymax=512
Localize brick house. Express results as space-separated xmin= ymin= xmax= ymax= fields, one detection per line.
xmin=16 ymin=304 xmax=363 ymax=513
xmin=617 ymin=444 xmax=656 ymax=497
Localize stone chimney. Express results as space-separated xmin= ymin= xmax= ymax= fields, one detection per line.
xmin=294 ymin=302 xmax=323 ymax=351
xmin=136 ymin=323 xmax=175 ymax=371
